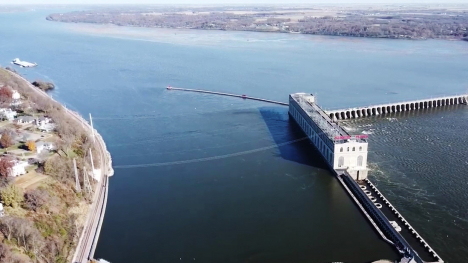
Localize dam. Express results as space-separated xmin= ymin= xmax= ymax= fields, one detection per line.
xmin=289 ymin=93 xmax=445 ymax=263
xmin=327 ymin=94 xmax=468 ymax=120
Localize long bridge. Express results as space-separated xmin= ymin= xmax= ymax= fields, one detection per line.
xmin=327 ymin=94 xmax=468 ymax=120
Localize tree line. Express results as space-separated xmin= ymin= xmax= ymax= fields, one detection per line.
xmin=47 ymin=7 xmax=468 ymax=40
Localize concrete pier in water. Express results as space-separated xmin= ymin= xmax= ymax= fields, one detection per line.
xmin=327 ymin=94 xmax=468 ymax=120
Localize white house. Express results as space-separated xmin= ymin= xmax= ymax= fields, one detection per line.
xmin=15 ymin=116 xmax=35 ymax=124
xmin=0 ymin=203 xmax=4 ymax=217
xmin=38 ymin=123 xmax=55 ymax=132
xmin=0 ymin=108 xmax=17 ymax=121
xmin=36 ymin=117 xmax=51 ymax=127
xmin=36 ymin=141 xmax=54 ymax=153
xmin=8 ymin=160 xmax=28 ymax=177
xmin=11 ymin=90 xmax=21 ymax=100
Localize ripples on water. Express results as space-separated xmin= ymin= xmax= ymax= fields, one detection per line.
xmin=342 ymin=105 xmax=468 ymax=262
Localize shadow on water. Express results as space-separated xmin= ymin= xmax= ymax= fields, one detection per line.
xmin=258 ymin=106 xmax=328 ymax=170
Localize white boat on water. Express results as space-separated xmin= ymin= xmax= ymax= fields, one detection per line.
xmin=11 ymin=58 xmax=37 ymax=68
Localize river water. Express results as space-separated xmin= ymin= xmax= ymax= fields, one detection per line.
xmin=0 ymin=9 xmax=467 ymax=263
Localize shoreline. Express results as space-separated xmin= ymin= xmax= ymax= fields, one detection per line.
xmin=6 ymin=70 xmax=114 ymax=263
xmin=51 ymin=20 xmax=468 ymax=43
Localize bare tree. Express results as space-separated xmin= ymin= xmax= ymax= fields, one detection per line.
xmin=0 ymin=129 xmax=15 ymax=149
xmin=0 ymin=85 xmax=13 ymax=107
xmin=0 ymin=157 xmax=14 ymax=178
xmin=23 ymin=189 xmax=49 ymax=212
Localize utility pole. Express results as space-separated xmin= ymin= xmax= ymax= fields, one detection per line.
xmin=89 ymin=113 xmax=95 ymax=143
xmin=89 ymin=149 xmax=95 ymax=181
xmin=73 ymin=158 xmax=81 ymax=192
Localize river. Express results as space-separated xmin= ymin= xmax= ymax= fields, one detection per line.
xmin=0 ymin=9 xmax=467 ymax=263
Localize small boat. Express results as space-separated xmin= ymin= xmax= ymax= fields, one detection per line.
xmin=167 ymin=86 xmax=172 ymax=90
xmin=11 ymin=58 xmax=37 ymax=68
xmin=242 ymin=94 xmax=247 ymax=99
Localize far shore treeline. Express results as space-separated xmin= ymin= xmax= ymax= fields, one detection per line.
xmin=47 ymin=5 xmax=468 ymax=41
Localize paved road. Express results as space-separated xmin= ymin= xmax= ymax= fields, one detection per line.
xmin=10 ymin=72 xmax=113 ymax=263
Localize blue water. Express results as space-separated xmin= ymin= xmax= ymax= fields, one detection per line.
xmin=0 ymin=9 xmax=467 ymax=263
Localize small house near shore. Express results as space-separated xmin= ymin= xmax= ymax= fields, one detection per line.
xmin=36 ymin=141 xmax=54 ymax=154
xmin=0 ymin=108 xmax=17 ymax=121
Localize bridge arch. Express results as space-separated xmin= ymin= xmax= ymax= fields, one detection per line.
xmin=410 ymin=103 xmax=414 ymax=110
xmin=387 ymin=106 xmax=391 ymax=113
xmin=420 ymin=102 xmax=424 ymax=108
xmin=396 ymin=105 xmax=401 ymax=112
xmin=450 ymin=98 xmax=454 ymax=105
xmin=362 ymin=109 xmax=366 ymax=116
xmin=341 ymin=112 xmax=346 ymax=119
xmin=351 ymin=111 xmax=356 ymax=118
xmin=335 ymin=113 xmax=340 ymax=120
xmin=367 ymin=109 xmax=371 ymax=116
xmin=372 ymin=108 xmax=376 ymax=115
xmin=392 ymin=105 xmax=396 ymax=112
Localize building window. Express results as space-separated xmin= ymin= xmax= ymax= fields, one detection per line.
xmin=347 ymin=147 xmax=349 ymax=152
xmin=359 ymin=146 xmax=362 ymax=151
xmin=357 ymin=156 xmax=363 ymax=166
xmin=340 ymin=147 xmax=343 ymax=152
xmin=338 ymin=156 xmax=344 ymax=167
xmin=352 ymin=147 xmax=355 ymax=151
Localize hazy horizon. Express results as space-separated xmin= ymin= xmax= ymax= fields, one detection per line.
xmin=2 ymin=0 xmax=468 ymax=5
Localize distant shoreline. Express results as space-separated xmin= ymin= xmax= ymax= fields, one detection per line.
xmin=46 ymin=5 xmax=468 ymax=42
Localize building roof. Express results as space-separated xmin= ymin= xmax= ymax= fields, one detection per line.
xmin=290 ymin=93 xmax=367 ymax=144
xmin=17 ymin=116 xmax=35 ymax=122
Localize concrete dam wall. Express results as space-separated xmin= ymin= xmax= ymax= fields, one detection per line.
xmin=327 ymin=95 xmax=468 ymax=120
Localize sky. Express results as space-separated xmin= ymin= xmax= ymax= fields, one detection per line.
xmin=1 ymin=0 xmax=467 ymax=5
